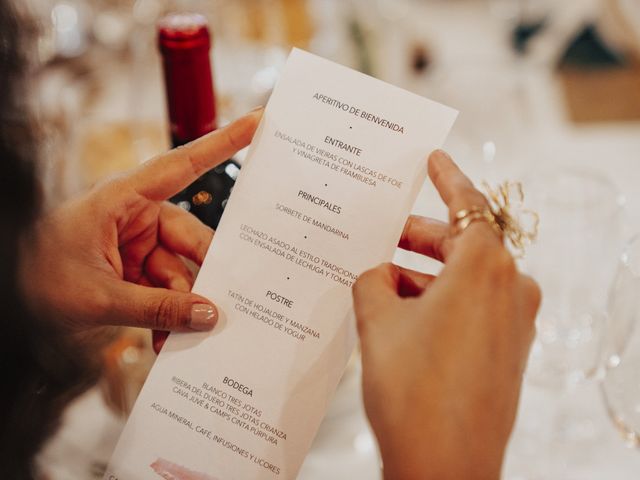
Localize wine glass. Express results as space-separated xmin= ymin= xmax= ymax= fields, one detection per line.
xmin=601 ymin=234 xmax=640 ymax=446
xmin=501 ymin=168 xmax=625 ymax=479
xmin=523 ymin=167 xmax=624 ymax=388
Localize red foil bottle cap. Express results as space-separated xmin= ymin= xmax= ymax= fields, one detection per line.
xmin=158 ymin=13 xmax=210 ymax=52
xmin=158 ymin=13 xmax=217 ymax=143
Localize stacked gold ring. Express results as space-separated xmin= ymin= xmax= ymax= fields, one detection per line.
xmin=453 ymin=206 xmax=503 ymax=238
xmin=451 ymin=181 xmax=539 ymax=257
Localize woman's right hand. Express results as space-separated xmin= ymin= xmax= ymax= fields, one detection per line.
xmin=353 ymin=150 xmax=541 ymax=480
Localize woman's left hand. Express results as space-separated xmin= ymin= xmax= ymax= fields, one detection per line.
xmin=20 ymin=109 xmax=262 ymax=335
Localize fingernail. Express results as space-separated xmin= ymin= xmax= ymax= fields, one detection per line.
xmin=170 ymin=277 xmax=192 ymax=293
xmin=432 ymin=149 xmax=451 ymax=162
xmin=190 ymin=304 xmax=217 ymax=331
xmin=248 ymin=105 xmax=265 ymax=113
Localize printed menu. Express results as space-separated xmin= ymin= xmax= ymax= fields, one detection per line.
xmin=104 ymin=48 xmax=457 ymax=480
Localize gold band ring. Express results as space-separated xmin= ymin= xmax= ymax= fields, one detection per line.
xmin=452 ymin=206 xmax=503 ymax=238
xmin=451 ymin=181 xmax=539 ymax=258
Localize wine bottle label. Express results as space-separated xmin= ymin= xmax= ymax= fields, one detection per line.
xmin=104 ymin=48 xmax=457 ymax=480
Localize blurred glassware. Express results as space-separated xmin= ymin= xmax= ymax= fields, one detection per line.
xmin=601 ymin=234 xmax=640 ymax=447
xmin=26 ymin=0 xmax=94 ymax=61
xmin=92 ymin=0 xmax=134 ymax=52
xmin=101 ymin=328 xmax=157 ymax=417
xmin=49 ymin=1 xmax=92 ymax=58
xmin=504 ymin=168 xmax=626 ymax=478
xmin=307 ymin=0 xmax=349 ymax=61
xmin=523 ymin=167 xmax=625 ymax=388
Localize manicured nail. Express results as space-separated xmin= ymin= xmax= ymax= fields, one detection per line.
xmin=170 ymin=277 xmax=192 ymax=293
xmin=190 ymin=304 xmax=217 ymax=331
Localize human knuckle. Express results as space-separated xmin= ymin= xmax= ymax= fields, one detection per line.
xmin=464 ymin=235 xmax=492 ymax=263
xmin=224 ymin=128 xmax=242 ymax=152
xmin=431 ymin=165 xmax=444 ymax=187
xmin=91 ymin=288 xmax=113 ymax=317
xmin=525 ymin=277 xmax=542 ymax=310
xmin=495 ymin=249 xmax=517 ymax=278
xmin=183 ymin=148 xmax=200 ymax=179
xmin=194 ymin=236 xmax=209 ymax=260
xmin=355 ymin=310 xmax=369 ymax=336
xmin=355 ymin=264 xmax=384 ymax=286
xmin=146 ymin=295 xmax=180 ymax=330
xmin=496 ymin=246 xmax=516 ymax=269
xmin=354 ymin=303 xmax=386 ymax=339
xmin=352 ymin=273 xmax=371 ymax=300
xmin=201 ymin=226 xmax=215 ymax=245
xmin=160 ymin=200 xmax=179 ymax=216
xmin=457 ymin=182 xmax=484 ymax=205
xmin=480 ymin=245 xmax=517 ymax=281
xmin=437 ymin=235 xmax=452 ymax=260
xmin=352 ymin=274 xmax=366 ymax=295
xmin=93 ymin=172 xmax=125 ymax=192
xmin=89 ymin=181 xmax=121 ymax=207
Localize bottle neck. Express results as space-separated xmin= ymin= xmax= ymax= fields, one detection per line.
xmin=158 ymin=17 xmax=217 ymax=146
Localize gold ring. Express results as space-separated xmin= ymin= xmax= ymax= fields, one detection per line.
xmin=452 ymin=181 xmax=539 ymax=258
xmin=452 ymin=206 xmax=503 ymax=238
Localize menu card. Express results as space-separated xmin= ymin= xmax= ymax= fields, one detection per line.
xmin=105 ymin=48 xmax=457 ymax=480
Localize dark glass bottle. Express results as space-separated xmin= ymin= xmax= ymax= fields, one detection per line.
xmin=158 ymin=13 xmax=240 ymax=229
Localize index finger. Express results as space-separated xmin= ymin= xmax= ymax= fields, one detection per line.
xmin=129 ymin=108 xmax=263 ymax=201
xmin=427 ymin=149 xmax=499 ymax=243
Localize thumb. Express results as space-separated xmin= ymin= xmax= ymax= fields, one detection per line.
xmin=352 ymin=263 xmax=400 ymax=335
xmin=107 ymin=281 xmax=218 ymax=331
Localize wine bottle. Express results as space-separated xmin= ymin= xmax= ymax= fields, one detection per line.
xmin=158 ymin=13 xmax=240 ymax=229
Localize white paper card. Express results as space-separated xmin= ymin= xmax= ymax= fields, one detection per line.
xmin=105 ymin=48 xmax=457 ymax=480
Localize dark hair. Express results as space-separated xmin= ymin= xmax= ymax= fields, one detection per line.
xmin=0 ymin=1 xmax=96 ymax=477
